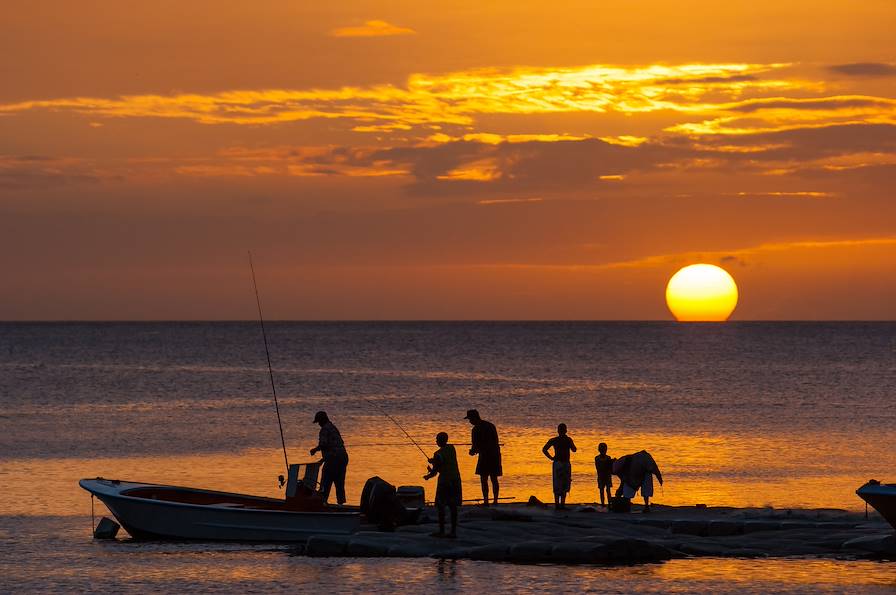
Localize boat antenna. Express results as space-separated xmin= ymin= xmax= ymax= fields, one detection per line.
xmin=248 ymin=251 xmax=289 ymax=476
xmin=362 ymin=396 xmax=430 ymax=461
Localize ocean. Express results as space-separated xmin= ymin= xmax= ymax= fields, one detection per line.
xmin=1 ymin=322 xmax=894 ymax=592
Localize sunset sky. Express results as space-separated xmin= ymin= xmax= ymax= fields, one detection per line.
xmin=2 ymin=1 xmax=894 ymax=319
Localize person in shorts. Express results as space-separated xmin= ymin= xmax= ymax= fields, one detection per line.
xmin=594 ymin=442 xmax=614 ymax=508
xmin=542 ymin=423 xmax=577 ymax=510
xmin=614 ymin=450 xmax=663 ymax=512
xmin=465 ymin=409 xmax=502 ymax=506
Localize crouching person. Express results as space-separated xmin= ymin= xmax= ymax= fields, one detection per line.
xmin=424 ymin=432 xmax=462 ymax=538
xmin=614 ymin=450 xmax=663 ymax=512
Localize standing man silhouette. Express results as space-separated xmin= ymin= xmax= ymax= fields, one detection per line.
xmin=542 ymin=423 xmax=577 ymax=510
xmin=465 ymin=409 xmax=502 ymax=506
xmin=309 ymin=411 xmax=349 ymax=505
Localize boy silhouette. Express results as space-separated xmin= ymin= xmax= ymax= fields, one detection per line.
xmin=594 ymin=442 xmax=614 ymax=508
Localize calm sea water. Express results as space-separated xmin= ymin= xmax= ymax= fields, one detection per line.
xmin=1 ymin=322 xmax=894 ymax=592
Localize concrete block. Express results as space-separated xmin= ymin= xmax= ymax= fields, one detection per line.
xmin=605 ymin=537 xmax=670 ymax=563
xmin=706 ymin=520 xmax=742 ymax=537
xmin=508 ymin=541 xmax=554 ymax=563
xmin=671 ymin=520 xmax=708 ymax=536
xmin=842 ymin=534 xmax=896 ymax=556
xmin=386 ymin=542 xmax=437 ymax=557
xmin=637 ymin=518 xmax=672 ymax=530
xmin=467 ymin=543 xmax=511 ymax=561
xmin=551 ymin=542 xmax=600 ymax=564
xmin=305 ymin=535 xmax=349 ymax=556
xmin=490 ymin=509 xmax=533 ymax=522
xmin=93 ymin=517 xmax=120 ymax=540
xmin=742 ymin=520 xmax=781 ymax=533
xmin=346 ymin=538 xmax=390 ymax=557
xmin=779 ymin=521 xmax=816 ymax=530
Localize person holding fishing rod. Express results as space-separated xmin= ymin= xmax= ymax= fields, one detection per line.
xmin=310 ymin=411 xmax=349 ymax=505
xmin=423 ymin=432 xmax=461 ymax=538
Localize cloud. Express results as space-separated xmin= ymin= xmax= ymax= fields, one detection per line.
xmin=668 ymin=96 xmax=896 ymax=136
xmin=477 ymin=197 xmax=543 ymax=205
xmin=0 ymin=63 xmax=803 ymax=130
xmin=727 ymin=123 xmax=896 ymax=160
xmin=594 ymin=237 xmax=896 ymax=271
xmin=367 ymin=136 xmax=687 ymax=195
xmin=163 ymin=119 xmax=894 ymax=193
xmin=719 ymin=255 xmax=747 ymax=267
xmin=655 ymin=74 xmax=758 ymax=85
xmin=0 ymin=155 xmax=111 ymax=189
xmin=828 ymin=63 xmax=896 ymax=77
xmin=330 ymin=20 xmax=416 ymax=38
xmin=725 ymin=96 xmax=896 ymax=114
xmin=3 ymin=61 xmax=892 ymax=193
xmin=732 ymin=191 xmax=832 ymax=199
xmin=166 ymin=145 xmax=410 ymax=178
xmin=3 ymin=61 xmax=891 ymax=147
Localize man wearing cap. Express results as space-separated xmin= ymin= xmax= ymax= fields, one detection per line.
xmin=465 ymin=409 xmax=502 ymax=506
xmin=309 ymin=411 xmax=349 ymax=505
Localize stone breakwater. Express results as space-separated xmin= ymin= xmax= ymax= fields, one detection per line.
xmin=296 ymin=504 xmax=896 ymax=565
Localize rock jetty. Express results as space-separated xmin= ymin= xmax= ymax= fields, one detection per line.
xmin=295 ymin=503 xmax=896 ymax=565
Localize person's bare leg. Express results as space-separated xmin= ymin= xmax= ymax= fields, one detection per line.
xmin=432 ymin=505 xmax=446 ymax=536
xmin=560 ymin=493 xmax=566 ymax=509
xmin=491 ymin=476 xmax=499 ymax=505
xmin=599 ymin=486 xmax=606 ymax=507
xmin=480 ymin=476 xmax=490 ymax=506
xmin=448 ymin=505 xmax=458 ymax=537
xmin=643 ymin=495 xmax=650 ymax=512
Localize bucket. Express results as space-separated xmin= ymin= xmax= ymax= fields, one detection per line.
xmin=609 ymin=496 xmax=631 ymax=513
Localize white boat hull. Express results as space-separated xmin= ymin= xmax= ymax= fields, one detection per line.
xmin=80 ymin=479 xmax=359 ymax=541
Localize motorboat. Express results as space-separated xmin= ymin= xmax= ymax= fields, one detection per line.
xmin=79 ymin=463 xmax=360 ymax=541
xmin=856 ymin=480 xmax=896 ymax=530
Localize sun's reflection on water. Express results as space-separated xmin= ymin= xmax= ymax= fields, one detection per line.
xmin=0 ymin=421 xmax=880 ymax=518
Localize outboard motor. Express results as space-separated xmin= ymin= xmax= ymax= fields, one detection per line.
xmin=361 ymin=476 xmax=407 ymax=531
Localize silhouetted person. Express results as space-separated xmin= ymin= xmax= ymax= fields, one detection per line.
xmin=465 ymin=409 xmax=501 ymax=506
xmin=614 ymin=450 xmax=663 ymax=512
xmin=423 ymin=431 xmax=461 ymax=538
xmin=309 ymin=411 xmax=349 ymax=505
xmin=542 ymin=423 xmax=577 ymax=509
xmin=594 ymin=442 xmax=614 ymax=508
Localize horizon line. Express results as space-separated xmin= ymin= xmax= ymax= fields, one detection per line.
xmin=0 ymin=319 xmax=893 ymax=324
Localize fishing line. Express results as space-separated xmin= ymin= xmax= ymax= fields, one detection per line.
xmin=361 ymin=396 xmax=430 ymax=461
xmin=248 ymin=251 xmax=290 ymax=476
xmin=348 ymin=442 xmax=477 ymax=447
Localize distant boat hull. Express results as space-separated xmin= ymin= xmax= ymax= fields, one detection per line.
xmin=856 ymin=481 xmax=896 ymax=530
xmin=80 ymin=478 xmax=359 ymax=541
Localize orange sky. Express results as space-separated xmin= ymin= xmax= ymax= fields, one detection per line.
xmin=1 ymin=1 xmax=894 ymax=319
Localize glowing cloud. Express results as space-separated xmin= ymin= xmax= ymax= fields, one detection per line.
xmin=330 ymin=20 xmax=416 ymax=38
xmin=0 ymin=63 xmax=806 ymax=130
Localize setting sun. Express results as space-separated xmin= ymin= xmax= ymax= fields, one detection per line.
xmin=665 ymin=264 xmax=739 ymax=321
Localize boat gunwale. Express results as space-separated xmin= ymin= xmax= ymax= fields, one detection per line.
xmin=79 ymin=478 xmax=360 ymax=517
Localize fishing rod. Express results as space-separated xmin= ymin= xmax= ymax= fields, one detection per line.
xmin=248 ymin=251 xmax=289 ymax=476
xmin=362 ymin=396 xmax=430 ymax=461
